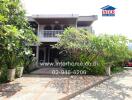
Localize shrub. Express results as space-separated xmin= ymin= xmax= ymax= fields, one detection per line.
xmin=111 ymin=66 xmax=124 ymax=73
xmin=54 ymin=27 xmax=130 ymax=75
xmin=0 ymin=66 xmax=8 ymax=83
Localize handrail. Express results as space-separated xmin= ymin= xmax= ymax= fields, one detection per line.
xmin=41 ymin=30 xmax=64 ymax=37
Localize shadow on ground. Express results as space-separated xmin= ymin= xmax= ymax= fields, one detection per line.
xmin=87 ymin=81 xmax=132 ymax=100
xmin=72 ymin=70 xmax=132 ymax=100
xmin=0 ymin=83 xmax=22 ymax=98
xmin=48 ymin=75 xmax=106 ymax=94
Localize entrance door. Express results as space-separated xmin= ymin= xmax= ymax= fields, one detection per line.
xmin=50 ymin=48 xmax=60 ymax=62
xmin=39 ymin=45 xmax=60 ymax=63
xmin=39 ymin=46 xmax=50 ymax=63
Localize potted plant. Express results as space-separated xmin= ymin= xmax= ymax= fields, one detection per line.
xmin=7 ymin=67 xmax=16 ymax=81
xmin=1 ymin=50 xmax=23 ymax=81
xmin=16 ymin=48 xmax=33 ymax=77
xmin=16 ymin=58 xmax=24 ymax=78
xmin=6 ymin=53 xmax=18 ymax=81
xmin=16 ymin=66 xmax=24 ymax=78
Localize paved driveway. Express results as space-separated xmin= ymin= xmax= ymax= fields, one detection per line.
xmin=0 ymin=74 xmax=106 ymax=100
xmin=71 ymin=69 xmax=132 ymax=100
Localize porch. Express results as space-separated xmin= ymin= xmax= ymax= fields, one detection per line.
xmin=32 ymin=42 xmax=61 ymax=67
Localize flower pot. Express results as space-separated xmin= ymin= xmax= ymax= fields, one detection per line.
xmin=8 ymin=68 xmax=16 ymax=81
xmin=16 ymin=67 xmax=24 ymax=78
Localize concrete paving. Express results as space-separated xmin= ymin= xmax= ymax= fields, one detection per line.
xmin=71 ymin=69 xmax=132 ymax=100
xmin=0 ymin=74 xmax=106 ymax=100
xmin=31 ymin=68 xmax=65 ymax=75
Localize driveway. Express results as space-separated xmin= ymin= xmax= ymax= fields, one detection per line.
xmin=71 ymin=69 xmax=132 ymax=100
xmin=0 ymin=73 xmax=106 ymax=100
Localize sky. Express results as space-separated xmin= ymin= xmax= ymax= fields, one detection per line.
xmin=21 ymin=0 xmax=132 ymax=39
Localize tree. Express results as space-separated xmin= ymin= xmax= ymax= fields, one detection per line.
xmin=54 ymin=27 xmax=131 ymax=75
xmin=90 ymin=34 xmax=130 ymax=75
xmin=0 ymin=0 xmax=37 ymax=43
xmin=0 ymin=0 xmax=38 ymax=82
xmin=54 ymin=27 xmax=94 ymax=62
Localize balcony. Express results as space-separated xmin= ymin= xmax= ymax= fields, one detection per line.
xmin=43 ymin=30 xmax=63 ymax=37
xmin=39 ymin=30 xmax=64 ymax=42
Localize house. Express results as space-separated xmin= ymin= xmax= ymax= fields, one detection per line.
xmin=28 ymin=14 xmax=97 ymax=65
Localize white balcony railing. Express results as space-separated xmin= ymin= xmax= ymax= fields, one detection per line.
xmin=41 ymin=30 xmax=64 ymax=37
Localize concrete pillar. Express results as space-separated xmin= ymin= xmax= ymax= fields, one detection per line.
xmin=36 ymin=24 xmax=40 ymax=67
xmin=36 ymin=45 xmax=39 ymax=67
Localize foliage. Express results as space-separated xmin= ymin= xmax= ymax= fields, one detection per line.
xmin=0 ymin=25 xmax=24 ymax=68
xmin=0 ymin=0 xmax=38 ymax=82
xmin=93 ymin=34 xmax=130 ymax=65
xmin=54 ymin=27 xmax=130 ymax=75
xmin=23 ymin=55 xmax=37 ymax=73
xmin=54 ymin=27 xmax=94 ymax=61
xmin=0 ymin=66 xmax=8 ymax=83
xmin=0 ymin=0 xmax=37 ymax=43
xmin=111 ymin=66 xmax=124 ymax=73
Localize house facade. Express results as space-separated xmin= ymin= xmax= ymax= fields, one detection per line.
xmin=28 ymin=14 xmax=97 ymax=65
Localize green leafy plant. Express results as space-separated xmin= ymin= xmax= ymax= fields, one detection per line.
xmin=54 ymin=27 xmax=130 ymax=75
xmin=111 ymin=66 xmax=124 ymax=73
xmin=0 ymin=0 xmax=38 ymax=82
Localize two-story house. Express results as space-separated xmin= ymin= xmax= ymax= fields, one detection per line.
xmin=28 ymin=14 xmax=97 ymax=65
